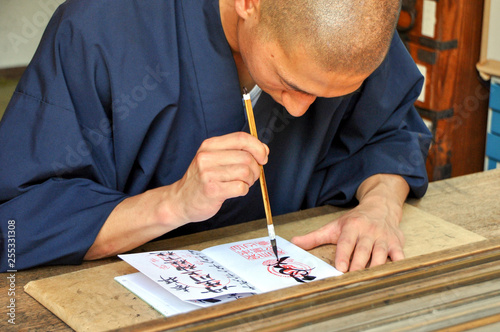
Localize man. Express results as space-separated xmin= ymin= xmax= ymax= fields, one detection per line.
xmin=0 ymin=0 xmax=431 ymax=272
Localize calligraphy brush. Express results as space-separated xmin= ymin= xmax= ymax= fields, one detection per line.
xmin=242 ymin=87 xmax=279 ymax=260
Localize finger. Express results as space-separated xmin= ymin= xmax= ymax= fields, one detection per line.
xmin=334 ymin=228 xmax=360 ymax=273
xmin=200 ymin=178 xmax=251 ymax=203
xmin=198 ymin=150 xmax=259 ymax=167
xmin=388 ymin=231 xmax=405 ymax=262
xmin=196 ymin=151 xmax=262 ymax=182
xmin=388 ymin=245 xmax=405 ymax=262
xmin=347 ymin=237 xmax=375 ymax=272
xmin=200 ymin=133 xmax=269 ymax=165
xmin=217 ymin=180 xmax=251 ymax=199
xmin=369 ymin=241 xmax=389 ymax=268
xmin=218 ymin=164 xmax=261 ymax=186
xmin=291 ymin=222 xmax=341 ymax=251
xmin=198 ymin=166 xmax=259 ymax=198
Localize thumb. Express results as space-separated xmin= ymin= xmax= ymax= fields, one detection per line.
xmin=291 ymin=222 xmax=340 ymax=250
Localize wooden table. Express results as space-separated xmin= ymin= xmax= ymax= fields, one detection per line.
xmin=1 ymin=169 xmax=500 ymax=331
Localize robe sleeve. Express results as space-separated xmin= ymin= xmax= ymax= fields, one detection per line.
xmin=308 ymin=35 xmax=432 ymax=207
xmin=0 ymin=5 xmax=128 ymax=271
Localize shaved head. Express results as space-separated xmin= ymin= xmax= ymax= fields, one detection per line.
xmin=257 ymin=0 xmax=401 ymax=75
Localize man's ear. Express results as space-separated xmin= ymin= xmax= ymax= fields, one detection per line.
xmin=234 ymin=0 xmax=261 ymax=20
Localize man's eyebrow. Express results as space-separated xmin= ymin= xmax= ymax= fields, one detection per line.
xmin=279 ymin=74 xmax=364 ymax=98
xmin=280 ymin=75 xmax=315 ymax=96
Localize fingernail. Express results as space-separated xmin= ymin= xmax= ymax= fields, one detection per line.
xmin=338 ymin=262 xmax=348 ymax=272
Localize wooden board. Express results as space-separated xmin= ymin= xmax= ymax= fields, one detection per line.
xmin=409 ymin=168 xmax=500 ymax=239
xmin=24 ymin=205 xmax=486 ymax=332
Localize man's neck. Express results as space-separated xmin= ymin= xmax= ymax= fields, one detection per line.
xmin=232 ymin=51 xmax=255 ymax=91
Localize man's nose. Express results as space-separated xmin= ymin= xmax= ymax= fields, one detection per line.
xmin=282 ymin=91 xmax=317 ymax=117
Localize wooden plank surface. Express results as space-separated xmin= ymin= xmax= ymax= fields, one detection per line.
xmin=408 ymin=168 xmax=500 ymax=239
xmin=23 ymin=205 xmax=485 ymax=332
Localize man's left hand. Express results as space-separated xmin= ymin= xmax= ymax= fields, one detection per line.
xmin=291 ymin=174 xmax=409 ymax=273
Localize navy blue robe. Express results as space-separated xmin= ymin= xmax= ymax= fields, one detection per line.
xmin=0 ymin=0 xmax=431 ymax=271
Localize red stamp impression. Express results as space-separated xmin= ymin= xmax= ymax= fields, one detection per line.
xmin=229 ymin=240 xmax=278 ymax=260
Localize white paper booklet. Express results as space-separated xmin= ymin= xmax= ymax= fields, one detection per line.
xmin=116 ymin=236 xmax=342 ymax=316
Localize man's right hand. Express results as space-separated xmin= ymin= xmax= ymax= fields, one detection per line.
xmin=167 ymin=132 xmax=269 ymax=226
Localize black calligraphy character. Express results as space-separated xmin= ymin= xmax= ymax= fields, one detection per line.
xmin=171 ymin=284 xmax=190 ymax=292
xmin=269 ymin=256 xmax=316 ymax=283
xmin=158 ymin=276 xmax=178 ymax=285
xmin=198 ymin=298 xmax=221 ymax=304
xmin=153 ymin=252 xmax=175 ymax=257
xmin=184 ymin=271 xmax=212 ymax=285
xmin=227 ymin=293 xmax=246 ymax=300
xmin=202 ymin=284 xmax=235 ymax=294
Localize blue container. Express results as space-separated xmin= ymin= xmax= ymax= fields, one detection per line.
xmin=491 ymin=109 xmax=500 ymax=136
xmin=486 ymin=157 xmax=499 ymax=170
xmin=491 ymin=82 xmax=500 ymax=111
xmin=486 ymin=132 xmax=500 ymax=161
